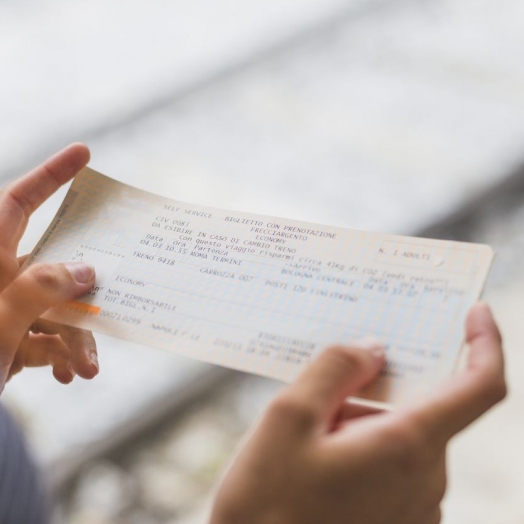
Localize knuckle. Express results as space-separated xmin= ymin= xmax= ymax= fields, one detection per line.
xmin=382 ymin=420 xmax=431 ymax=471
xmin=6 ymin=187 xmax=33 ymax=218
xmin=267 ymin=393 xmax=316 ymax=430
xmin=30 ymin=264 xmax=62 ymax=292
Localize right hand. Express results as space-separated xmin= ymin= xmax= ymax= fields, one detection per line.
xmin=210 ymin=303 xmax=506 ymax=524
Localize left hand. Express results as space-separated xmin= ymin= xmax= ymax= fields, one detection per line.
xmin=0 ymin=144 xmax=99 ymax=390
xmin=210 ymin=303 xmax=506 ymax=524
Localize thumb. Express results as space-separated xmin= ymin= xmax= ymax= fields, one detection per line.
xmin=408 ymin=302 xmax=506 ymax=445
xmin=0 ymin=262 xmax=95 ymax=359
xmin=275 ymin=342 xmax=385 ymax=433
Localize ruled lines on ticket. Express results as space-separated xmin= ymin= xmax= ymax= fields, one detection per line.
xmin=27 ymin=167 xmax=494 ymax=406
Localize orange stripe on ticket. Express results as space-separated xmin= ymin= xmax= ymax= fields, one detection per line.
xmin=63 ymin=302 xmax=101 ymax=315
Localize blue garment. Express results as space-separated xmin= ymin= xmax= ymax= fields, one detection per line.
xmin=0 ymin=404 xmax=49 ymax=524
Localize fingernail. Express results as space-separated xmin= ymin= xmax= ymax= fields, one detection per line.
xmin=354 ymin=336 xmax=384 ymax=358
xmin=90 ymin=352 xmax=99 ymax=373
xmin=64 ymin=262 xmax=95 ymax=284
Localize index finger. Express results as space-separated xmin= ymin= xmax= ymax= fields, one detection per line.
xmin=407 ymin=303 xmax=506 ymax=444
xmin=271 ymin=343 xmax=384 ymax=433
xmin=0 ymin=143 xmax=90 ymax=251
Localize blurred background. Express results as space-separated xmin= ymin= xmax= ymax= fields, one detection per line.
xmin=1 ymin=0 xmax=524 ymax=522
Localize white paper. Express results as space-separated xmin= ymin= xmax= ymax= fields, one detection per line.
xmin=27 ymin=167 xmax=494 ymax=406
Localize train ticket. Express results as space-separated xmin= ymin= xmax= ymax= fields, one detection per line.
xmin=27 ymin=167 xmax=494 ymax=406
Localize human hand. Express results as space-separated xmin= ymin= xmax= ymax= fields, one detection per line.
xmin=0 ymin=144 xmax=99 ymax=391
xmin=210 ymin=303 xmax=506 ymax=524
